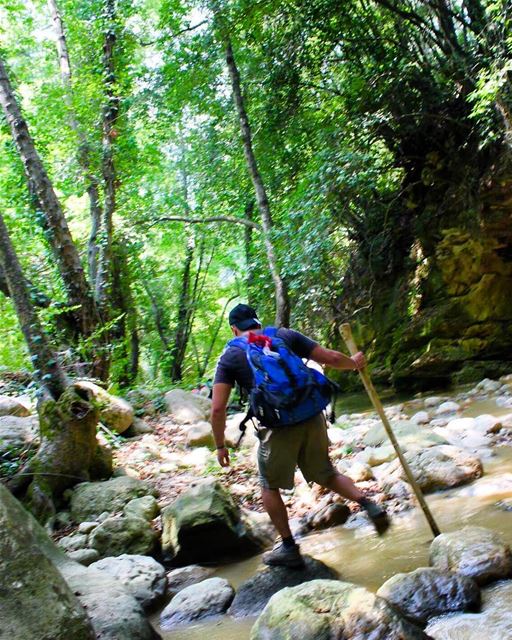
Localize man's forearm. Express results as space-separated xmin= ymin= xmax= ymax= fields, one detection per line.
xmin=211 ymin=409 xmax=227 ymax=448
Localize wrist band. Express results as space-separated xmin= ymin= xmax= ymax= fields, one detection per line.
xmin=216 ymin=444 xmax=226 ymax=450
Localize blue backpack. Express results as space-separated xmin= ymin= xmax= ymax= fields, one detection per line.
xmin=229 ymin=327 xmax=335 ymax=428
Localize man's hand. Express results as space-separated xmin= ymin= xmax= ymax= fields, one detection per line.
xmin=216 ymin=446 xmax=230 ymax=467
xmin=351 ymin=351 xmax=366 ymax=371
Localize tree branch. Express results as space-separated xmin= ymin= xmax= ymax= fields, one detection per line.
xmin=142 ymin=215 xmax=263 ymax=231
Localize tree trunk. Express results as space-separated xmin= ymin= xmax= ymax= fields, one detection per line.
xmin=223 ymin=38 xmax=290 ymax=326
xmin=95 ymin=0 xmax=119 ymax=313
xmin=0 ymin=56 xmax=98 ymax=337
xmin=244 ymin=199 xmax=256 ymax=303
xmin=0 ymin=213 xmax=68 ymax=399
xmin=0 ymin=213 xmax=109 ymax=521
xmin=169 ymin=235 xmax=194 ymax=381
xmin=46 ymin=0 xmax=104 ymax=287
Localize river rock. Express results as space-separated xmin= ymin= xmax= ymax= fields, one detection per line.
xmin=184 ymin=420 xmax=214 ymax=447
xmin=161 ymin=477 xmax=267 ymax=565
xmin=475 ymin=378 xmax=502 ymax=393
xmin=90 ymin=554 xmax=167 ymax=609
xmin=426 ymin=580 xmax=512 ymax=639
xmin=76 ymin=380 xmax=134 ymax=433
xmin=383 ymin=445 xmax=482 ymax=493
xmin=0 ymin=415 xmax=37 ymax=455
xmin=0 ymin=484 xmax=161 ymax=640
xmin=229 ymin=556 xmax=337 ymax=618
xmin=251 ymin=579 xmax=430 ymax=639
xmin=0 ymin=395 xmax=31 ymax=417
xmin=88 ymin=515 xmax=157 ymax=558
xmin=377 ymin=567 xmax=481 ymax=625
xmin=160 ymin=577 xmax=234 ymax=628
xmin=0 ymin=486 xmax=96 ymax=640
xmin=124 ymin=495 xmax=160 ymax=521
xmin=355 ymin=444 xmax=397 ymax=465
xmin=164 ymin=389 xmax=211 ymax=424
xmin=364 ymin=420 xmax=445 ymax=450
xmin=70 ymin=476 xmax=157 ymax=522
xmin=166 ymin=565 xmax=215 ymax=596
xmin=67 ymin=548 xmax=100 ymax=566
xmin=474 ymin=414 xmax=503 ymax=433
xmin=435 ymin=401 xmax=460 ymax=415
xmin=430 ymin=526 xmax=512 ymax=585
xmin=411 ymin=411 xmax=430 ymax=425
xmin=57 ymin=532 xmax=89 ymax=552
xmin=424 ymin=396 xmax=445 ymax=408
xmin=306 ymin=502 xmax=351 ymax=532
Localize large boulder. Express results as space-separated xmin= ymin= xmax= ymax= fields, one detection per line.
xmin=184 ymin=421 xmax=214 ymax=448
xmin=90 ymin=554 xmax=167 ymax=609
xmin=70 ymin=476 xmax=157 ymax=522
xmin=124 ymin=495 xmax=160 ymax=521
xmin=430 ymin=526 xmax=512 ymax=585
xmin=0 ymin=484 xmax=160 ymax=640
xmin=229 ymin=556 xmax=338 ymax=618
xmin=75 ymin=380 xmax=134 ymax=433
xmin=377 ymin=567 xmax=481 ymax=626
xmin=161 ymin=477 xmax=267 ymax=565
xmin=251 ymin=579 xmax=430 ymax=639
xmin=88 ymin=515 xmax=157 ymax=558
xmin=0 ymin=487 xmax=95 ymax=640
xmin=164 ymin=389 xmax=211 ymax=424
xmin=364 ymin=420 xmax=446 ymax=450
xmin=426 ymin=580 xmax=512 ymax=639
xmin=0 ymin=395 xmax=31 ymax=417
xmin=160 ymin=577 xmax=234 ymax=628
xmin=383 ymin=445 xmax=483 ymax=493
xmin=0 ymin=415 xmax=37 ymax=456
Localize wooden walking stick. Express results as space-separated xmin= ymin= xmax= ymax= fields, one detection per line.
xmin=340 ymin=323 xmax=441 ymax=538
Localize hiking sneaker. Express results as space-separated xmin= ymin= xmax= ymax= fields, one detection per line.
xmin=363 ymin=500 xmax=390 ymax=536
xmin=263 ymin=542 xmax=305 ymax=568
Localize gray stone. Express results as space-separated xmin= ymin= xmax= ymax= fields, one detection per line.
xmin=411 ymin=411 xmax=430 ymax=425
xmin=160 ymin=577 xmax=234 ymax=627
xmin=0 ymin=415 xmax=37 ymax=455
xmin=229 ymin=556 xmax=337 ymax=618
xmin=0 ymin=395 xmax=31 ymax=417
xmin=184 ymin=420 xmax=214 ymax=448
xmin=0 ymin=484 xmax=161 ymax=640
xmin=307 ymin=502 xmax=351 ymax=532
xmin=124 ymin=495 xmax=160 ymax=521
xmin=90 ymin=554 xmax=167 ymax=609
xmin=377 ymin=567 xmax=481 ymax=625
xmin=67 ymin=548 xmax=100 ymax=566
xmin=75 ymin=380 xmax=134 ymax=433
xmin=424 ymin=396 xmax=446 ymax=407
xmin=426 ymin=580 xmax=512 ymax=639
xmin=78 ymin=521 xmax=99 ymax=534
xmin=88 ymin=515 xmax=157 ymax=558
xmin=435 ymin=401 xmax=460 ymax=415
xmin=251 ymin=579 xmax=430 ymax=639
xmin=383 ymin=445 xmax=483 ymax=493
xmin=57 ymin=532 xmax=89 ymax=552
xmin=161 ymin=477 xmax=267 ymax=564
xmin=430 ymin=526 xmax=512 ymax=585
xmin=70 ymin=476 xmax=157 ymax=522
xmin=131 ymin=417 xmax=154 ymax=434
xmin=166 ymin=565 xmax=215 ymax=596
xmin=0 ymin=485 xmax=95 ymax=640
xmin=164 ymin=389 xmax=211 ymax=424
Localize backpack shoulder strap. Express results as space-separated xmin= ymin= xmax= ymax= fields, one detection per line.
xmin=228 ymin=336 xmax=248 ymax=351
xmin=263 ymin=326 xmax=278 ymax=338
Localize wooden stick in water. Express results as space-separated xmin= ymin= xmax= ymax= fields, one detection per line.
xmin=340 ymin=323 xmax=441 ymax=538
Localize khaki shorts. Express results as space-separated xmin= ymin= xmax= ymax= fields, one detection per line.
xmin=257 ymin=413 xmax=336 ymax=490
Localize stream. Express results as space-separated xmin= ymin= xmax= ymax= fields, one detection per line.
xmin=151 ymin=396 xmax=512 ymax=640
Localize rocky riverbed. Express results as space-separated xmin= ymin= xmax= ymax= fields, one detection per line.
xmin=1 ymin=375 xmax=512 ymax=639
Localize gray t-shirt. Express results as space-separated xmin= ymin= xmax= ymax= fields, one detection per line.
xmin=214 ymin=328 xmax=318 ymax=392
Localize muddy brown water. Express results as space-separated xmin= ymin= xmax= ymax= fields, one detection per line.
xmin=152 ymin=398 xmax=512 ymax=640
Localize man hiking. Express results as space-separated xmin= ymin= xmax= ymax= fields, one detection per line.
xmin=211 ymin=303 xmax=389 ymax=568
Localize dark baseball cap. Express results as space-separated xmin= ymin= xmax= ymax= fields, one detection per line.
xmin=229 ymin=304 xmax=261 ymax=330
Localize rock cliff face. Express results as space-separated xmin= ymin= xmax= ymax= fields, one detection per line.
xmin=339 ymin=146 xmax=512 ymax=391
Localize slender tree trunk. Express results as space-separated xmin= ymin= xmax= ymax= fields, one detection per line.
xmin=0 ymin=56 xmax=98 ymax=336
xmin=244 ymin=199 xmax=256 ymax=303
xmin=169 ymin=234 xmax=194 ymax=381
xmin=47 ymin=0 xmax=104 ymax=287
xmin=198 ymin=294 xmax=238 ymax=378
xmin=144 ymin=280 xmax=170 ymax=350
xmin=0 ymin=212 xmax=109 ymax=521
xmin=223 ymin=38 xmax=290 ymax=326
xmin=0 ymin=213 xmax=68 ymax=399
xmin=95 ymin=0 xmax=119 ymax=312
